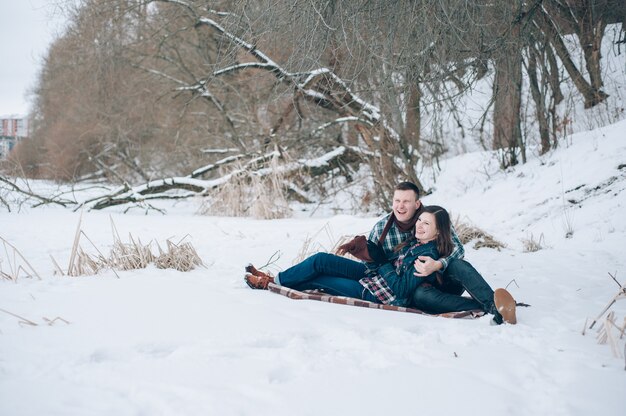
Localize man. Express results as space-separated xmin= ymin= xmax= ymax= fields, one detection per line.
xmin=245 ymin=181 xmax=516 ymax=324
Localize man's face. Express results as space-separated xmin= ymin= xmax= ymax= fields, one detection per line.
xmin=392 ymin=189 xmax=421 ymax=223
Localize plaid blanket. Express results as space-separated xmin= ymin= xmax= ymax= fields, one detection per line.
xmin=267 ymin=283 xmax=484 ymax=319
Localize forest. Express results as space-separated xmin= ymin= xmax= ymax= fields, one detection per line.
xmin=2 ymin=0 xmax=625 ymax=214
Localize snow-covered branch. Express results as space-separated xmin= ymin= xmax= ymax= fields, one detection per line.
xmin=193 ymin=13 xmax=396 ymax=135
xmin=311 ymin=117 xmax=374 ymax=136
xmin=190 ymin=151 xmax=278 ymax=179
xmin=75 ymin=147 xmax=359 ymax=211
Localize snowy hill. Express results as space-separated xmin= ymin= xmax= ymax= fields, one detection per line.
xmin=1 ymin=119 xmax=625 ymax=415
xmin=423 ymin=118 xmax=626 ymax=251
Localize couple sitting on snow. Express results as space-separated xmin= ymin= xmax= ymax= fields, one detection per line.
xmin=245 ymin=181 xmax=517 ymax=325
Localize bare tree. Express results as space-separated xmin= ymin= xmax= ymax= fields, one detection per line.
xmin=15 ymin=0 xmax=624 ymax=212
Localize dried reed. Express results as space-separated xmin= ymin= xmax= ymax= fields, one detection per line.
xmin=0 ymin=236 xmax=41 ymax=281
xmin=108 ymin=234 xmax=155 ymax=271
xmin=200 ymin=156 xmax=291 ymax=219
xmin=595 ymin=311 xmax=626 ymax=358
xmin=292 ymin=223 xmax=338 ymax=264
xmin=62 ymin=218 xmax=203 ymax=276
xmin=521 ymin=233 xmax=547 ymax=252
xmin=0 ymin=307 xmax=38 ymax=326
xmin=453 ymin=216 xmax=506 ymax=250
xmin=154 ymin=239 xmax=204 ymax=272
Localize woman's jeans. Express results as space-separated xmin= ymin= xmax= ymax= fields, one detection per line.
xmin=411 ymin=259 xmax=497 ymax=314
xmin=276 ymin=253 xmax=379 ymax=303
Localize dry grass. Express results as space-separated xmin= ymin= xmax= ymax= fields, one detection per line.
xmin=199 ymin=156 xmax=291 ymax=219
xmin=154 ymin=239 xmax=204 ymax=272
xmin=453 ymin=215 xmax=506 ymax=250
xmin=329 ymin=233 xmax=366 ymax=262
xmin=0 ymin=307 xmax=38 ymax=326
xmin=250 ymin=156 xmax=290 ymax=219
xmin=60 ymin=217 xmax=204 ymax=276
xmin=291 ymin=234 xmax=317 ymax=265
xmin=521 ymin=233 xmax=547 ymax=252
xmin=109 ymin=235 xmax=155 ymax=271
xmin=0 ymin=236 xmax=41 ymax=281
xmin=586 ymin=272 xmax=626 ymax=360
xmin=594 ymin=311 xmax=626 ymax=358
xmin=71 ymin=247 xmax=110 ymax=276
xmin=291 ymin=222 xmax=338 ymax=265
xmin=0 ymin=307 xmax=70 ymax=327
xmin=199 ymin=172 xmax=248 ymax=217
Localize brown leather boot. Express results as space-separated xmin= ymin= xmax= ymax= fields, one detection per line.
xmin=494 ymin=288 xmax=517 ymax=324
xmin=244 ymin=267 xmax=274 ymax=290
xmin=245 ymin=263 xmax=267 ymax=277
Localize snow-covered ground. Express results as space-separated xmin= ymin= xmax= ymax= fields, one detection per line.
xmin=1 ymin=119 xmax=625 ymax=415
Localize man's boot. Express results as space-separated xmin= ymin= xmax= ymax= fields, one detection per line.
xmin=494 ymin=288 xmax=517 ymax=324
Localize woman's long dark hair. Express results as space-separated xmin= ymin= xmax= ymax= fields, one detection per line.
xmin=394 ymin=205 xmax=454 ymax=257
xmin=421 ymin=205 xmax=454 ymax=257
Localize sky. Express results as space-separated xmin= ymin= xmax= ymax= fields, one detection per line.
xmin=0 ymin=1 xmax=67 ymax=117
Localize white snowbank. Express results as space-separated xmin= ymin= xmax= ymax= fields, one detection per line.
xmin=1 ymin=120 xmax=625 ymax=415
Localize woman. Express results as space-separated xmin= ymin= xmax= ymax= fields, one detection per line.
xmin=359 ymin=205 xmax=454 ymax=306
xmin=245 ymin=206 xmax=449 ymax=304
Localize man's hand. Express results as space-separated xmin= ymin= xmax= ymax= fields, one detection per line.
xmin=336 ymin=238 xmax=357 ymax=256
xmin=366 ymin=240 xmax=388 ymax=264
xmin=336 ymin=235 xmax=373 ymax=262
xmin=413 ymin=256 xmax=443 ymax=277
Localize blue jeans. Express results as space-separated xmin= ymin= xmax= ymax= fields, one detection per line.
xmin=276 ymin=253 xmax=379 ymax=303
xmin=411 ymin=259 xmax=497 ymax=314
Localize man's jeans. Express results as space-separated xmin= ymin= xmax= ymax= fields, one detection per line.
xmin=276 ymin=253 xmax=378 ymax=302
xmin=411 ymin=259 xmax=497 ymax=314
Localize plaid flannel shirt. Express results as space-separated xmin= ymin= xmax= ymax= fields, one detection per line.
xmin=359 ymin=273 xmax=397 ymax=304
xmin=360 ymin=239 xmax=439 ymax=305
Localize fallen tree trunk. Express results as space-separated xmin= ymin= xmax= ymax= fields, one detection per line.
xmin=76 ymin=146 xmax=362 ymax=211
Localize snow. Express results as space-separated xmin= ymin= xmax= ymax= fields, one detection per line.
xmin=1 ymin=120 xmax=626 ymax=415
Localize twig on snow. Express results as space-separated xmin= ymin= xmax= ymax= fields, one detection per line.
xmin=0 ymin=308 xmax=38 ymax=326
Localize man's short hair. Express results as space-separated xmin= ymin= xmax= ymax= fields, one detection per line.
xmin=394 ymin=181 xmax=420 ymax=199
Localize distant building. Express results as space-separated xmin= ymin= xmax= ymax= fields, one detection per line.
xmin=0 ymin=115 xmax=29 ymax=159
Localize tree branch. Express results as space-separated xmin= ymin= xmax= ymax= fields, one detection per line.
xmin=0 ymin=176 xmax=75 ymax=208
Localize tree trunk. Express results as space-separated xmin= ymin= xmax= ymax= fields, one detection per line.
xmin=527 ymin=46 xmax=551 ymax=155
xmin=354 ymin=123 xmax=424 ymax=210
xmin=578 ymin=7 xmax=607 ymax=94
xmin=493 ymin=25 xmax=523 ymax=167
xmin=404 ymin=84 xmax=421 ymax=153
xmin=544 ymin=43 xmax=564 ymax=105
xmin=535 ymin=7 xmax=608 ymax=108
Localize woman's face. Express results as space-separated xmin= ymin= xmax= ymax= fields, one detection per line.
xmin=415 ymin=212 xmax=438 ymax=242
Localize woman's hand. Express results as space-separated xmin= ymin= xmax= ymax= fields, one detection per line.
xmin=413 ymin=256 xmax=442 ymax=277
